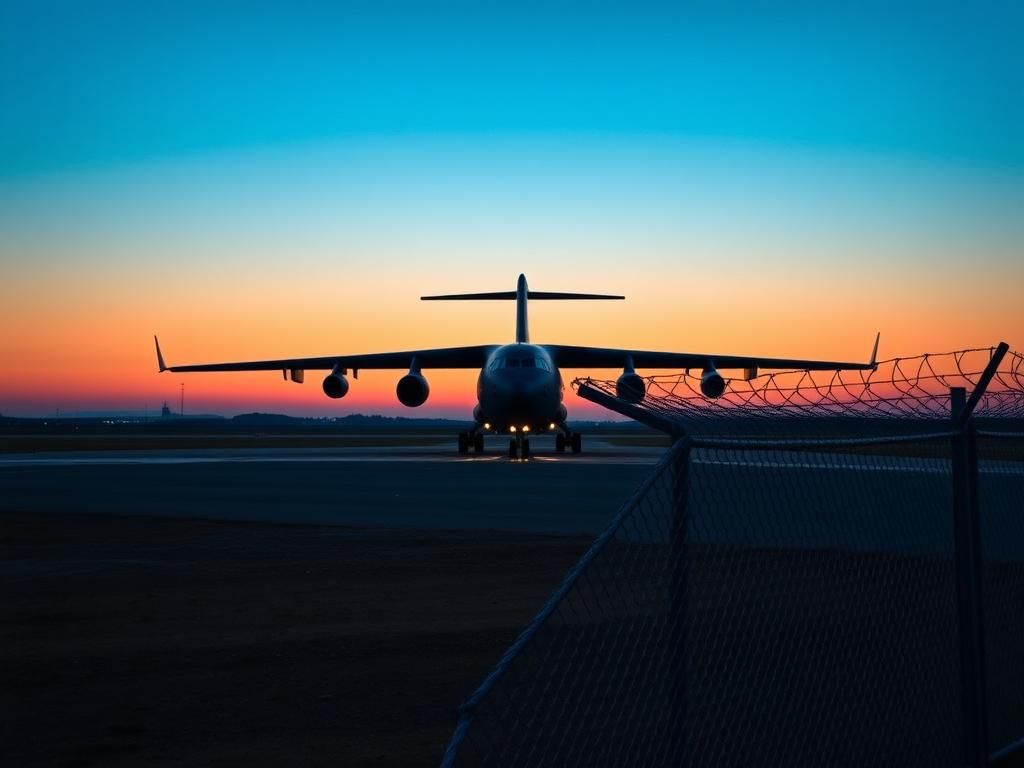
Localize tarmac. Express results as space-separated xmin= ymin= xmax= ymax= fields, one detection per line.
xmin=0 ymin=437 xmax=662 ymax=536
xmin=2 ymin=435 xmax=1020 ymax=551
xmin=4 ymin=434 xmax=1022 ymax=766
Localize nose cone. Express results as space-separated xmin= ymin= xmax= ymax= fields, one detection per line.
xmin=482 ymin=371 xmax=557 ymax=428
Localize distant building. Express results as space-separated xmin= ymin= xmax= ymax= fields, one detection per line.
xmin=161 ymin=401 xmax=172 ymax=418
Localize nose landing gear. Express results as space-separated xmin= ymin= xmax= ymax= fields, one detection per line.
xmin=507 ymin=435 xmax=530 ymax=459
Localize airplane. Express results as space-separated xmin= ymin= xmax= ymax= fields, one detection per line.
xmin=154 ymin=273 xmax=879 ymax=458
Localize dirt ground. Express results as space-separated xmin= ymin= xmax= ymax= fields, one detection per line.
xmin=3 ymin=512 xmax=589 ymax=767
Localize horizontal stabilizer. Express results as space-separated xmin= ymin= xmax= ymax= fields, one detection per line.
xmin=422 ymin=291 xmax=623 ymax=300
xmin=527 ymin=291 xmax=624 ymax=300
xmin=421 ymin=291 xmax=517 ymax=301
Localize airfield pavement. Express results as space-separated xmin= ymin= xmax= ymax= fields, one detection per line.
xmin=0 ymin=437 xmax=662 ymax=535
xmin=4 ymin=434 xmax=1022 ymax=765
xmin=2 ymin=436 xmax=654 ymax=767
xmin=4 ymin=510 xmax=594 ymax=767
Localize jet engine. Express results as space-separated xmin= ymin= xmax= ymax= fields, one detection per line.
xmin=322 ymin=371 xmax=350 ymax=399
xmin=397 ymin=371 xmax=430 ymax=407
xmin=616 ymin=371 xmax=646 ymax=403
xmin=700 ymin=366 xmax=726 ymax=399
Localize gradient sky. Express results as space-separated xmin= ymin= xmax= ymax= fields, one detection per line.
xmin=1 ymin=0 xmax=1021 ymax=417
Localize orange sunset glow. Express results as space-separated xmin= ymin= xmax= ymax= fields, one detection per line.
xmin=1 ymin=236 xmax=1020 ymax=418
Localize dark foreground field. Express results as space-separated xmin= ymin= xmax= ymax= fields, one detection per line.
xmin=3 ymin=512 xmax=589 ymax=767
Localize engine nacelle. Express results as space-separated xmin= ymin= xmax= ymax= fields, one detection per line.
xmin=616 ymin=371 xmax=646 ymax=403
xmin=397 ymin=372 xmax=430 ymax=407
xmin=700 ymin=367 xmax=726 ymax=399
xmin=322 ymin=372 xmax=350 ymax=399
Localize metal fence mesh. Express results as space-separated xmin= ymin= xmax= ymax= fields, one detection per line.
xmin=576 ymin=347 xmax=1024 ymax=425
xmin=978 ymin=430 xmax=1024 ymax=757
xmin=443 ymin=434 xmax=985 ymax=767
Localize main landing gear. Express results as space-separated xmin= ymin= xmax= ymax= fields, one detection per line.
xmin=465 ymin=428 xmax=581 ymax=458
xmin=555 ymin=431 xmax=582 ymax=454
xmin=457 ymin=431 xmax=486 ymax=455
xmin=508 ymin=435 xmax=530 ymax=459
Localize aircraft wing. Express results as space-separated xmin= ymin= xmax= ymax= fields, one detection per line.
xmin=155 ymin=337 xmax=496 ymax=373
xmin=543 ymin=334 xmax=879 ymax=373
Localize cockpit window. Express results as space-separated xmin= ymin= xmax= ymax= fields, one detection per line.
xmin=489 ymin=356 xmax=551 ymax=371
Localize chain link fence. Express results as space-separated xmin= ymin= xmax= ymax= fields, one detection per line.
xmin=579 ymin=347 xmax=1024 ymax=424
xmin=978 ymin=429 xmax=1024 ymax=761
xmin=442 ymin=346 xmax=1024 ymax=767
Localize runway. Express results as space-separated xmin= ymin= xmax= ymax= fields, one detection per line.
xmin=0 ymin=438 xmax=661 ymax=536
xmin=0 ymin=439 xmax=665 ymax=467
xmin=2 ymin=438 xmax=1019 ymax=549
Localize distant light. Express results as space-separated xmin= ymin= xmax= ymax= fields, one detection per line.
xmin=548 ymin=422 xmax=556 ymax=430
xmin=510 ymin=425 xmax=517 ymax=433
xmin=522 ymin=425 xmax=530 ymax=433
xmin=484 ymin=422 xmax=491 ymax=430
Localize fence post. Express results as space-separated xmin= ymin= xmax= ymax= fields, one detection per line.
xmin=966 ymin=417 xmax=989 ymax=753
xmin=668 ymin=437 xmax=691 ymax=765
xmin=951 ymin=387 xmax=990 ymax=766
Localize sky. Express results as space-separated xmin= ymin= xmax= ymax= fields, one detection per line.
xmin=1 ymin=0 xmax=1021 ymax=418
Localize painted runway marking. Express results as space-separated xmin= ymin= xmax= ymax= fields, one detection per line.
xmin=692 ymin=457 xmax=1022 ymax=477
xmin=1 ymin=451 xmax=1018 ymax=475
xmin=0 ymin=454 xmax=660 ymax=467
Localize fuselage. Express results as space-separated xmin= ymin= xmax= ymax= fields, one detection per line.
xmin=474 ymin=343 xmax=566 ymax=433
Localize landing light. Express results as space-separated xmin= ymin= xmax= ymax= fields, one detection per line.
xmin=510 ymin=426 xmax=517 ymax=433
xmin=522 ymin=425 xmax=530 ymax=433
xmin=548 ymin=423 xmax=556 ymax=430
xmin=484 ymin=422 xmax=491 ymax=430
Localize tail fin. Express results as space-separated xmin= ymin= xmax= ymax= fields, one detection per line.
xmin=422 ymin=274 xmax=623 ymax=344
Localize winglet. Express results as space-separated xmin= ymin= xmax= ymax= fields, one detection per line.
xmin=154 ymin=335 xmax=168 ymax=372
xmin=869 ymin=332 xmax=880 ymax=369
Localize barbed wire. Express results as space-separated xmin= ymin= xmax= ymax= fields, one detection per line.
xmin=574 ymin=347 xmax=1024 ymax=422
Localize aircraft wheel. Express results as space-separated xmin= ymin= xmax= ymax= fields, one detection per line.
xmin=474 ymin=432 xmax=485 ymax=453
xmin=458 ymin=432 xmax=469 ymax=454
xmin=555 ymin=433 xmax=566 ymax=452
xmin=521 ymin=439 xmax=530 ymax=459
xmin=508 ymin=439 xmax=518 ymax=459
xmin=571 ymin=433 xmax=582 ymax=454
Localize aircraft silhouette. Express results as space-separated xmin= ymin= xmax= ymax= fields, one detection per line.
xmin=155 ymin=274 xmax=877 ymax=458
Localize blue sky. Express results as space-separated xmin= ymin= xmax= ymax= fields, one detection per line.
xmin=2 ymin=1 xmax=1021 ymax=176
